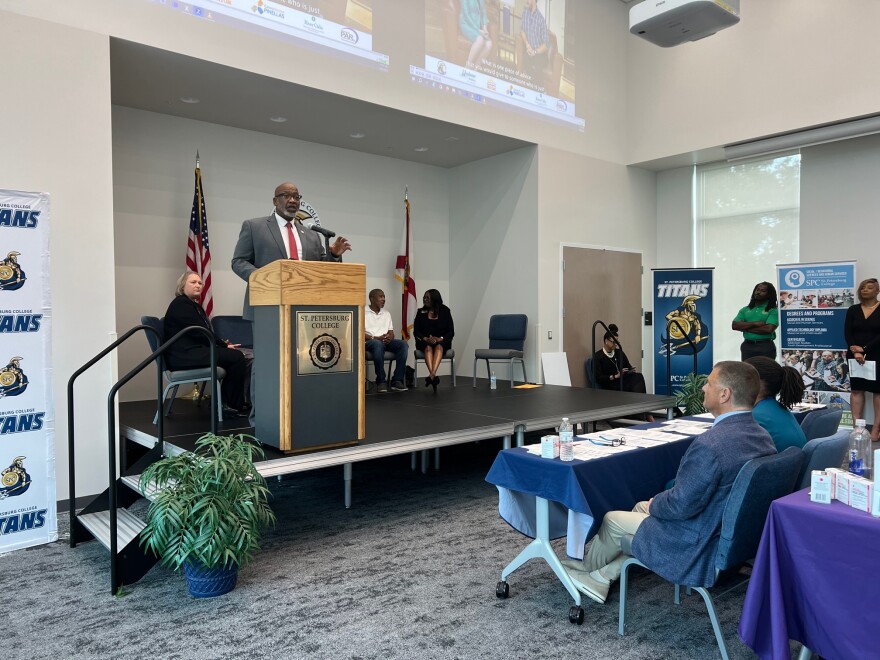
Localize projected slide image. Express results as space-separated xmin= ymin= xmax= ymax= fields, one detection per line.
xmin=153 ymin=0 xmax=389 ymax=68
xmin=415 ymin=0 xmax=583 ymax=128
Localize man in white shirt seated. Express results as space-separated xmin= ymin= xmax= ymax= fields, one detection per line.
xmin=365 ymin=288 xmax=409 ymax=392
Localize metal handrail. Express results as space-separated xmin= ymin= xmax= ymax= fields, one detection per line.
xmin=67 ymin=324 xmax=157 ymax=546
xmin=105 ymin=325 xmax=218 ymax=590
xmin=590 ymin=320 xmax=625 ymax=391
xmin=665 ymin=318 xmax=699 ymax=396
xmin=66 ymin=322 xmax=220 ymax=593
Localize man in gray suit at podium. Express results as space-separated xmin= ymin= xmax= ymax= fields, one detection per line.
xmin=232 ymin=181 xmax=352 ymax=321
xmin=232 ymin=181 xmax=352 ymax=424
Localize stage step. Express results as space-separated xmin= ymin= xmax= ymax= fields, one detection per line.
xmin=78 ymin=509 xmax=146 ymax=552
xmin=120 ymin=474 xmax=160 ymax=500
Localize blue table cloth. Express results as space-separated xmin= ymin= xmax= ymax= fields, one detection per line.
xmin=486 ymin=430 xmax=695 ymax=558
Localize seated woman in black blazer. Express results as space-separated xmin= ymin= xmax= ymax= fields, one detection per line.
xmin=592 ymin=324 xmax=653 ymax=421
xmin=163 ymin=271 xmax=249 ymax=416
xmin=413 ymin=289 xmax=454 ymax=393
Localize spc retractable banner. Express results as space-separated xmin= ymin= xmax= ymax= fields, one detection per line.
xmin=0 ymin=189 xmax=56 ymax=553
xmin=653 ymin=268 xmax=714 ymax=395
xmin=777 ymin=261 xmax=856 ymax=425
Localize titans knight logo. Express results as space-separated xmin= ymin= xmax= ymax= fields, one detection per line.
xmin=0 ymin=251 xmax=26 ymax=291
xmin=0 ymin=357 xmax=28 ymax=398
xmin=0 ymin=456 xmax=31 ymax=499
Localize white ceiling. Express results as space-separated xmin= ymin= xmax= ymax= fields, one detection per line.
xmin=110 ymin=39 xmax=532 ymax=169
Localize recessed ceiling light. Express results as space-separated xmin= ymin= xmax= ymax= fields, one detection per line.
xmin=349 ymin=132 xmax=366 ymax=139
xmin=414 ymin=147 xmax=429 ymax=152
xmin=179 ymin=96 xmax=200 ymax=104
xmin=269 ymin=116 xmax=288 ymax=123
xmin=444 ymin=136 xmax=460 ymax=142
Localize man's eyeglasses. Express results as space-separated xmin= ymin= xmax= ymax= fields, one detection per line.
xmin=275 ymin=192 xmax=302 ymax=201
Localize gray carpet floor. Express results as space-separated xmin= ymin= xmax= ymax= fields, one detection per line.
xmin=5 ymin=441 xmax=797 ymax=660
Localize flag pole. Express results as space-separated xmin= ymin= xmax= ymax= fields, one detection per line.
xmin=187 ymin=150 xmax=205 ymax=401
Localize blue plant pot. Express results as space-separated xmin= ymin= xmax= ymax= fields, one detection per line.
xmin=183 ymin=560 xmax=239 ymax=598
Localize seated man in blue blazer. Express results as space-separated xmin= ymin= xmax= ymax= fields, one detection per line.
xmin=564 ymin=360 xmax=777 ymax=604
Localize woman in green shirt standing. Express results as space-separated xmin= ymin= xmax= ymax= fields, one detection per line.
xmin=732 ymin=282 xmax=780 ymax=361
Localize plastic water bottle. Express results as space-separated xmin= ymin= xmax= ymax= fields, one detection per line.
xmin=559 ymin=417 xmax=574 ymax=462
xmin=490 ymin=371 xmax=497 ymax=390
xmin=847 ymin=419 xmax=873 ymax=479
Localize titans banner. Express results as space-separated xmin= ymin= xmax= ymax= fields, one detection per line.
xmin=0 ymin=189 xmax=55 ymax=554
xmin=777 ymin=261 xmax=856 ymax=424
xmin=653 ymin=268 xmax=714 ymax=396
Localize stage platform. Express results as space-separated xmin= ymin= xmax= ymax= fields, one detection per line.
xmin=121 ymin=377 xmax=676 ymax=506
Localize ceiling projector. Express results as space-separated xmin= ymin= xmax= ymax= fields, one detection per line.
xmin=630 ymin=0 xmax=741 ymax=47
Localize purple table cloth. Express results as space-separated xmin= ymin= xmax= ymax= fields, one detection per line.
xmin=739 ymin=488 xmax=880 ymax=660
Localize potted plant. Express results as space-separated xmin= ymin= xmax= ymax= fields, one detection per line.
xmin=675 ymin=372 xmax=709 ymax=416
xmin=139 ymin=433 xmax=275 ymax=597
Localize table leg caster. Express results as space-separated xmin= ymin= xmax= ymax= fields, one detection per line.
xmin=568 ymin=606 xmax=584 ymax=625
xmin=495 ymin=581 xmax=510 ymax=599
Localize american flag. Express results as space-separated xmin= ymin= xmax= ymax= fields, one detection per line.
xmin=395 ymin=190 xmax=417 ymax=340
xmin=185 ymin=164 xmax=214 ymax=318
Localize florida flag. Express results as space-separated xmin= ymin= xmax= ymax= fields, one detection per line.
xmin=395 ymin=193 xmax=417 ymax=340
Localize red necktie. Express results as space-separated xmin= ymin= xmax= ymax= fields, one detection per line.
xmin=286 ymin=221 xmax=299 ymax=260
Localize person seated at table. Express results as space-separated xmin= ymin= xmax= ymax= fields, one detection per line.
xmin=413 ymin=289 xmax=454 ymax=393
xmin=593 ymin=324 xmax=653 ymax=422
xmin=364 ymin=288 xmax=409 ymax=393
xmin=745 ymin=356 xmax=807 ymax=452
xmin=562 ymin=361 xmax=776 ymax=605
xmin=163 ymin=271 xmax=250 ymax=416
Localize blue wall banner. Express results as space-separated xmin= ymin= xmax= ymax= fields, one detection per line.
xmin=0 ymin=189 xmax=56 ymax=554
xmin=777 ymin=261 xmax=856 ymax=425
xmin=653 ymin=268 xmax=714 ymax=396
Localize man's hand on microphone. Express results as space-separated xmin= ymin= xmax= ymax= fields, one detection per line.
xmin=330 ymin=236 xmax=352 ymax=257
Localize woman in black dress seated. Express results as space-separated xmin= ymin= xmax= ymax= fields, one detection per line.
xmin=413 ymin=289 xmax=454 ymax=393
xmin=592 ymin=324 xmax=653 ymax=421
xmin=163 ymin=271 xmax=249 ymax=416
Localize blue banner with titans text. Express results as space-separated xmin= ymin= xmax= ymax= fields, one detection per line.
xmin=653 ymin=268 xmax=714 ymax=396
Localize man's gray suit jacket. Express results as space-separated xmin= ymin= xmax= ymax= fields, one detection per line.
xmin=631 ymin=412 xmax=776 ymax=587
xmin=231 ymin=214 xmax=341 ymax=321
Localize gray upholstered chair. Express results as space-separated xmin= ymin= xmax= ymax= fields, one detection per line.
xmin=414 ymin=348 xmax=456 ymax=386
xmin=618 ymin=446 xmax=803 ymax=660
xmin=473 ymin=314 xmax=527 ymax=387
xmin=141 ymin=315 xmax=225 ymax=423
xmin=800 ymin=408 xmax=843 ymax=441
xmin=796 ymin=428 xmax=850 ymax=489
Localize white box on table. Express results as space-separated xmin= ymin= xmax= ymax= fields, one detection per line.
xmin=541 ymin=435 xmax=559 ymax=459
xmin=810 ymin=471 xmax=833 ymax=504
xmin=825 ymin=467 xmax=847 ymax=499
xmin=833 ymin=470 xmax=852 ymax=505
xmin=849 ymin=477 xmax=873 ymax=513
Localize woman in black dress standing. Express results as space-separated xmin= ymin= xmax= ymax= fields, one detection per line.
xmin=413 ymin=289 xmax=454 ymax=393
xmin=845 ymin=277 xmax=880 ymax=441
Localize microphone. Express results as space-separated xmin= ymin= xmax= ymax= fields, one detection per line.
xmin=304 ymin=220 xmax=336 ymax=239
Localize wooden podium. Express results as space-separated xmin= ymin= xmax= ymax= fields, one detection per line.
xmin=249 ymin=260 xmax=365 ymax=453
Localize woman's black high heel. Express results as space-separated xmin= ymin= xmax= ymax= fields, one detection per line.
xmin=425 ymin=377 xmax=432 ymax=388
xmin=431 ymin=377 xmax=438 ymax=393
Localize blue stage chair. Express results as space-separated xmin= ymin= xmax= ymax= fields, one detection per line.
xmin=211 ymin=315 xmax=253 ymax=348
xmin=618 ymin=446 xmax=803 ymax=660
xmin=584 ymin=357 xmax=599 ymax=388
xmin=797 ymin=428 xmax=850 ymax=489
xmin=473 ymin=314 xmax=527 ymax=387
xmin=141 ymin=315 xmax=225 ymax=424
xmin=800 ymin=408 xmax=843 ymax=441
